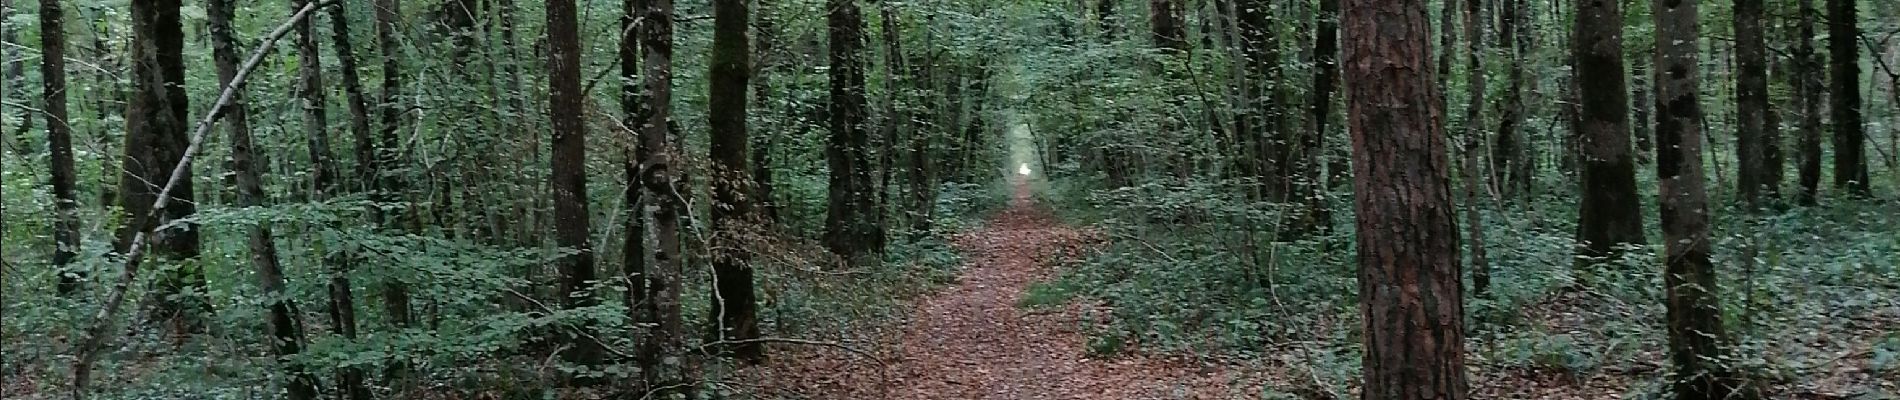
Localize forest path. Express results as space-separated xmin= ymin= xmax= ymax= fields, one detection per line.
xmin=757 ymin=180 xmax=1244 ymax=399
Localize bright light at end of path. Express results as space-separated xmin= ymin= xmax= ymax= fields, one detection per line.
xmin=1018 ymin=163 xmax=1031 ymax=176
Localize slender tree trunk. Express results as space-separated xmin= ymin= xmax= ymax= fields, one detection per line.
xmin=120 ymin=0 xmax=206 ymax=337
xmin=1794 ymin=0 xmax=1822 ymax=205
xmin=40 ymin=0 xmax=84 ymax=297
xmin=876 ymin=1 xmax=906 ymax=237
xmin=2 ymin=0 xmax=29 ymax=153
xmin=1734 ymin=0 xmax=1772 ymax=208
xmin=1462 ymin=0 xmax=1491 ymax=296
xmin=1493 ymin=0 xmax=1530 ymax=200
xmin=752 ymin=0 xmax=779 ymax=223
xmin=1236 ymin=0 xmax=1268 ymax=193
xmin=1303 ymin=0 xmax=1339 ymax=233
xmin=332 ymin=4 xmax=375 ymax=191
xmin=1342 ymin=0 xmax=1469 ymax=397
xmin=1573 ymin=0 xmax=1645 ymax=269
xmin=709 ymin=0 xmax=764 ymax=363
xmin=294 ymin=0 xmax=335 ymax=199
xmin=209 ymin=2 xmax=319 ymax=398
xmin=1631 ymin=51 xmax=1654 ymax=164
xmin=323 ymin=5 xmax=376 ymax=395
xmin=620 ymin=0 xmax=654 ymax=385
xmin=1826 ymin=0 xmax=1867 ymax=196
xmin=639 ymin=0 xmax=692 ymax=391
xmin=372 ymin=0 xmax=416 ymax=386
xmin=545 ymin=0 xmax=604 ymax=368
xmin=1653 ymin=0 xmax=1746 ymax=397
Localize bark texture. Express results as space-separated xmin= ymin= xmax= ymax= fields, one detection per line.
xmin=1794 ymin=0 xmax=1822 ymax=205
xmin=1652 ymin=0 xmax=1745 ymax=397
xmin=710 ymin=0 xmax=764 ymax=363
xmin=1734 ymin=0 xmax=1775 ymax=207
xmin=1341 ymin=0 xmax=1469 ymax=397
xmin=120 ymin=0 xmax=206 ymax=335
xmin=545 ymin=0 xmax=605 ymax=367
xmin=1573 ymin=0 xmax=1645 ymax=267
xmin=40 ymin=0 xmax=83 ymax=296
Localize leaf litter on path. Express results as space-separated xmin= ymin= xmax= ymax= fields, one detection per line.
xmin=755 ymin=182 xmax=1253 ymax=399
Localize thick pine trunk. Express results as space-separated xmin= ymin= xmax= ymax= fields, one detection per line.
xmin=1794 ymin=0 xmax=1822 ymax=205
xmin=709 ymin=0 xmax=764 ymax=363
xmin=1573 ymin=0 xmax=1645 ymax=269
xmin=1341 ymin=0 xmax=1468 ymax=397
xmin=1652 ymin=0 xmax=1746 ymax=397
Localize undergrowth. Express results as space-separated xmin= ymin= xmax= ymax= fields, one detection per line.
xmin=0 ymin=172 xmax=1004 ymax=398
xmin=1033 ymin=175 xmax=1900 ymax=398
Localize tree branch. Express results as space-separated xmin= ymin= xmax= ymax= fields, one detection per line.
xmin=68 ymin=2 xmax=336 ymax=399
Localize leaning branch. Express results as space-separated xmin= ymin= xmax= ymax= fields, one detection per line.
xmin=68 ymin=2 xmax=336 ymax=399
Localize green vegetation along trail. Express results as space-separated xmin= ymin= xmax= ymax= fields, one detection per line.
xmin=759 ymin=180 xmax=1252 ymax=399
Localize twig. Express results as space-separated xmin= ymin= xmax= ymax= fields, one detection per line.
xmin=66 ymin=2 xmax=336 ymax=399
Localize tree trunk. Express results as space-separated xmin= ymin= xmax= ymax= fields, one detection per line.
xmin=1573 ymin=0 xmax=1645 ymax=269
xmin=372 ymin=0 xmax=416 ymax=385
xmin=826 ymin=0 xmax=881 ymax=262
xmin=1342 ymin=0 xmax=1469 ymax=397
xmin=876 ymin=2 xmax=906 ymax=237
xmin=709 ymin=0 xmax=764 ymax=363
xmin=545 ymin=0 xmax=604 ymax=368
xmin=1150 ymin=0 xmax=1186 ymax=53
xmin=639 ymin=0 xmax=693 ymax=391
xmin=1302 ymin=0 xmax=1339 ymax=234
xmin=909 ymin=16 xmax=940 ymax=231
xmin=619 ymin=0 xmax=653 ymax=385
xmin=1652 ymin=0 xmax=1746 ymax=397
xmin=325 ymin=5 xmax=375 ymax=395
xmin=294 ymin=0 xmax=335 ymax=200
xmin=40 ymin=0 xmax=84 ymax=297
xmin=1794 ymin=0 xmax=1822 ymax=205
xmin=332 ymin=4 xmax=375 ymax=193
xmin=1462 ymin=0 xmax=1490 ymax=297
xmin=2 ymin=0 xmax=29 ymax=153
xmin=1631 ymin=52 xmax=1654 ymax=165
xmin=120 ymin=0 xmax=206 ymax=337
xmin=1734 ymin=0 xmax=1772 ymax=208
xmin=1826 ymin=0 xmax=1867 ymax=196
xmin=1492 ymin=0 xmax=1531 ymax=200
xmin=210 ymin=2 xmax=320 ymax=398
xmin=753 ymin=0 xmax=779 ymax=223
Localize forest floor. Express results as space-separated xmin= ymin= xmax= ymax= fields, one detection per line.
xmin=753 ymin=181 xmax=1259 ymax=399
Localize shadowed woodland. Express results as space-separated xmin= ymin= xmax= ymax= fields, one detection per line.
xmin=0 ymin=0 xmax=1897 ymax=398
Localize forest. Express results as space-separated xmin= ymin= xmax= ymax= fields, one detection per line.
xmin=0 ymin=0 xmax=1896 ymax=398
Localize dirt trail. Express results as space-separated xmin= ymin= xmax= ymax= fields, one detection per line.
xmin=758 ymin=181 xmax=1244 ymax=399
